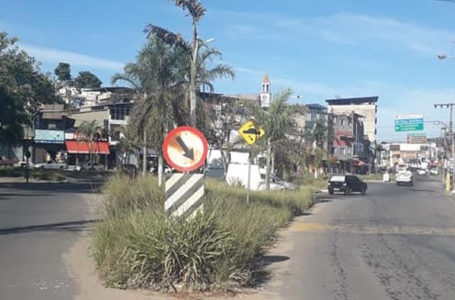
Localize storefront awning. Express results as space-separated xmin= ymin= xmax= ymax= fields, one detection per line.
xmin=65 ymin=141 xmax=110 ymax=155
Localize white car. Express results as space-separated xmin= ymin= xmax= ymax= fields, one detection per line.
xmin=396 ymin=171 xmax=413 ymax=186
xmin=258 ymin=174 xmax=297 ymax=191
xmin=429 ymin=168 xmax=439 ymax=176
xmin=416 ymin=169 xmax=427 ymax=176
xmin=33 ymin=162 xmax=67 ymax=170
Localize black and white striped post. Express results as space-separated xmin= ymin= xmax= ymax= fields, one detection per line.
xmin=162 ymin=126 xmax=208 ymax=218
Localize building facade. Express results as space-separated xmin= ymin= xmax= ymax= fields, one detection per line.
xmin=326 ymin=96 xmax=378 ymax=143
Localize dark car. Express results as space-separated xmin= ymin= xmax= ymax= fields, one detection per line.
xmin=328 ymin=175 xmax=367 ymax=195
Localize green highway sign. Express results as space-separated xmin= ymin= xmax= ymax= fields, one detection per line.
xmin=395 ymin=116 xmax=424 ymax=132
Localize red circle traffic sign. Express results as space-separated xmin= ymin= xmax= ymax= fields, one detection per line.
xmin=162 ymin=126 xmax=208 ymax=173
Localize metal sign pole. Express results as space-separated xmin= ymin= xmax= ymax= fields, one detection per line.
xmin=247 ymin=145 xmax=252 ymax=205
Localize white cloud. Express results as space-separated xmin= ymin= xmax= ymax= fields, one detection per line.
xmin=215 ymin=10 xmax=455 ymax=56
xmin=22 ymin=44 xmax=124 ymax=71
xmin=302 ymin=13 xmax=455 ymax=55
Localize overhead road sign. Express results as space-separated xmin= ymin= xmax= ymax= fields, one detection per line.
xmin=395 ymin=114 xmax=424 ymax=132
xmin=239 ymin=120 xmax=265 ymax=145
xmin=162 ymin=126 xmax=208 ymax=173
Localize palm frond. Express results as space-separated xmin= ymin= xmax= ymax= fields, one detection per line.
xmin=171 ymin=0 xmax=206 ymax=21
xmin=143 ymin=24 xmax=190 ymax=52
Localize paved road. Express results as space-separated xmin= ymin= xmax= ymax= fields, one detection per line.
xmin=275 ymin=176 xmax=455 ymax=300
xmin=0 ymin=181 xmax=99 ymax=300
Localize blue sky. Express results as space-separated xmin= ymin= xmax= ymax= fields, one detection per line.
xmin=2 ymin=0 xmax=455 ymax=141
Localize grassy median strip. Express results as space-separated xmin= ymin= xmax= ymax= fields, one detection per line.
xmin=0 ymin=167 xmax=66 ymax=182
xmin=92 ymin=175 xmax=316 ymax=292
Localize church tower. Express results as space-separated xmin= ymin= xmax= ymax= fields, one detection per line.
xmin=260 ymin=74 xmax=271 ymax=108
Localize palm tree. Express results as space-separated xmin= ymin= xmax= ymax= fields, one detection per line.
xmin=245 ymin=89 xmax=295 ymax=190
xmin=113 ymin=35 xmax=234 ymax=183
xmin=78 ymin=120 xmax=104 ymax=168
xmin=112 ymin=37 xmax=181 ymax=181
xmin=144 ymin=0 xmax=207 ymax=126
xmin=117 ymin=126 xmax=140 ymax=168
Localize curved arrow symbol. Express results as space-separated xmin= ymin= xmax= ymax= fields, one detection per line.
xmin=243 ymin=128 xmax=260 ymax=135
xmin=176 ymin=136 xmax=194 ymax=160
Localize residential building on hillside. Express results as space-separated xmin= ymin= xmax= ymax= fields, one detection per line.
xmin=326 ymin=96 xmax=378 ymax=143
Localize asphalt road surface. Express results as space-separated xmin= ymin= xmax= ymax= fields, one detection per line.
xmin=277 ymin=176 xmax=455 ymax=300
xmin=0 ymin=181 xmax=99 ymax=300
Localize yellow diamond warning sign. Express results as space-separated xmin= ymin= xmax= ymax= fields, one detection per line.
xmin=239 ymin=120 xmax=265 ymax=145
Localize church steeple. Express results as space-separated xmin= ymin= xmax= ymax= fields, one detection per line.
xmin=260 ymin=74 xmax=271 ymax=108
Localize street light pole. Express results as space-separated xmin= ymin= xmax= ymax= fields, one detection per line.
xmin=434 ymin=103 xmax=455 ymax=190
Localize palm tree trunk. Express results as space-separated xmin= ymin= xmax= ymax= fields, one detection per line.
xmin=266 ymin=137 xmax=272 ymax=191
xmin=189 ymin=18 xmax=199 ymax=126
xmin=158 ymin=123 xmax=168 ymax=186
xmin=89 ymin=134 xmax=93 ymax=168
xmin=142 ymin=130 xmax=147 ymax=177
xmin=271 ymin=151 xmax=275 ymax=177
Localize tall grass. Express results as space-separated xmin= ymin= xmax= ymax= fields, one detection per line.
xmin=92 ymin=175 xmax=316 ymax=292
xmin=101 ymin=175 xmax=164 ymax=217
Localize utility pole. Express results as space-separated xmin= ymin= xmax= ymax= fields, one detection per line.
xmin=434 ymin=103 xmax=455 ymax=190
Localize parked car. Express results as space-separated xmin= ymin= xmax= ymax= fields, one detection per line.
xmin=0 ymin=157 xmax=18 ymax=166
xmin=258 ymin=173 xmax=297 ymax=191
xmin=416 ymin=168 xmax=427 ymax=176
xmin=328 ymin=175 xmax=367 ymax=195
xmin=33 ymin=162 xmax=67 ymax=170
xmin=396 ymin=170 xmax=413 ymax=186
xmin=429 ymin=168 xmax=439 ymax=176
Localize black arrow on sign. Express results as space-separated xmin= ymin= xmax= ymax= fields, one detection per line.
xmin=176 ymin=136 xmax=194 ymax=160
xmin=243 ymin=128 xmax=260 ymax=135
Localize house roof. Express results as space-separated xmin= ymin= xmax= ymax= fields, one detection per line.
xmin=83 ymin=87 xmax=133 ymax=93
xmin=42 ymin=104 xmax=65 ymax=111
xmin=326 ymin=96 xmax=378 ymax=105
xmin=306 ymin=103 xmax=326 ymax=110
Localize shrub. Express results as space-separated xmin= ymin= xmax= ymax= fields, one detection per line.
xmin=0 ymin=167 xmax=23 ymax=177
xmin=101 ymin=174 xmax=164 ymax=217
xmin=92 ymin=176 xmax=316 ymax=292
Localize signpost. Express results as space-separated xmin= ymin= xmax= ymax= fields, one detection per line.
xmin=395 ymin=114 xmax=424 ymax=132
xmin=239 ymin=120 xmax=265 ymax=204
xmin=162 ymin=126 xmax=208 ymax=217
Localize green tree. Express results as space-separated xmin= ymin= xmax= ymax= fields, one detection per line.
xmin=0 ymin=86 xmax=29 ymax=156
xmin=74 ymin=71 xmax=102 ymax=89
xmin=54 ymin=62 xmax=71 ymax=82
xmin=0 ymin=31 xmax=60 ymax=154
xmin=245 ymin=89 xmax=295 ymax=190
xmin=78 ymin=120 xmax=104 ymax=167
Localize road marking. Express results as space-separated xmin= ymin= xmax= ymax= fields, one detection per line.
xmin=290 ymin=222 xmax=455 ymax=237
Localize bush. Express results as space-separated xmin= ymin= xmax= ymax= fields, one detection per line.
xmin=92 ymin=175 xmax=316 ymax=292
xmin=101 ymin=175 xmax=164 ymax=217
xmin=0 ymin=167 xmax=23 ymax=177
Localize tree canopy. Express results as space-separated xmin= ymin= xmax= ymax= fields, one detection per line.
xmin=74 ymin=71 xmax=102 ymax=89
xmin=0 ymin=31 xmax=60 ymax=147
xmin=54 ymin=62 xmax=71 ymax=82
